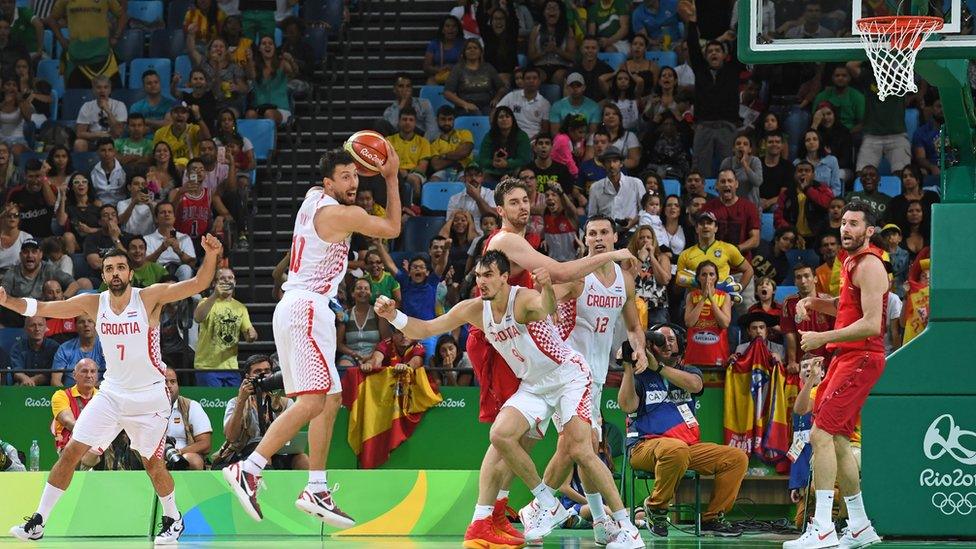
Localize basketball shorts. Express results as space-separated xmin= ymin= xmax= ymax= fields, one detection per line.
xmin=72 ymin=382 xmax=170 ymax=460
xmin=504 ymin=354 xmax=594 ymax=439
xmin=273 ymin=290 xmax=342 ymax=397
xmin=467 ymin=327 xmax=521 ymax=423
xmin=813 ymin=351 xmax=886 ymax=438
xmin=590 ymin=381 xmax=605 ymax=440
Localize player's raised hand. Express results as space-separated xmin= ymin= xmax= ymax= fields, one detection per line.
xmin=612 ymin=248 xmax=640 ymax=272
xmin=201 ymin=234 xmax=223 ymax=256
xmin=374 ymin=295 xmax=397 ymax=320
xmin=633 ymin=344 xmax=649 ymax=374
xmin=531 ymin=267 xmax=552 ymax=288
xmin=795 ymin=296 xmax=812 ymax=322
xmin=377 ymin=139 xmax=400 ymax=180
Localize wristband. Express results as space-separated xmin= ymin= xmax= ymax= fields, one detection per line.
xmin=22 ymin=298 xmax=38 ymax=317
xmin=391 ymin=310 xmax=409 ymax=330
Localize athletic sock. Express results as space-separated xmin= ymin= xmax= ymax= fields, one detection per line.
xmin=307 ymin=470 xmax=327 ymax=489
xmin=242 ymin=452 xmax=268 ymax=476
xmin=814 ymin=490 xmax=835 ymax=531
xmin=585 ymin=492 xmax=607 ymax=521
xmin=611 ymin=509 xmax=629 ymax=524
xmin=159 ymin=491 xmax=179 ymax=519
xmin=531 ymin=483 xmax=558 ymax=508
xmin=472 ymin=505 xmax=493 ymax=521
xmin=844 ymin=492 xmax=870 ymax=531
xmin=35 ymin=483 xmax=65 ymax=523
xmin=496 ymin=489 xmax=510 ymax=501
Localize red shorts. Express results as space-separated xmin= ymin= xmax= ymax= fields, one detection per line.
xmin=813 ymin=351 xmax=886 ymax=437
xmin=466 ymin=326 xmax=521 ymax=423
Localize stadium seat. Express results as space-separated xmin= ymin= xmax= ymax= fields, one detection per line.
xmin=517 ymin=53 xmax=527 ymax=68
xmin=54 ymin=28 xmax=69 ymax=59
xmin=16 ymin=151 xmax=46 ymax=170
xmin=760 ymin=212 xmax=774 ymax=242
xmin=784 ymin=249 xmax=820 ymax=286
xmin=115 ymin=29 xmax=145 ymax=63
xmin=663 ymin=178 xmax=681 ymax=197
xmin=274 ymin=28 xmax=283 ymax=47
xmin=167 ymin=0 xmax=191 ymax=30
xmin=61 ymin=89 xmax=94 ymax=121
xmin=43 ymin=29 xmax=54 ymax=58
xmin=420 ymin=85 xmax=450 ymax=115
xmin=454 ymin=116 xmax=490 ymax=151
xmin=905 ymin=108 xmax=920 ymax=140
xmin=37 ymin=59 xmax=64 ymax=95
xmin=237 ymin=119 xmax=276 ymax=162
xmin=775 ymin=285 xmax=798 ymax=303
xmin=421 ymin=182 xmax=465 ymax=214
xmin=0 ymin=328 xmax=21 ymax=357
xmin=389 ymin=251 xmax=412 ymax=268
xmin=128 ymin=58 xmax=171 ymax=91
xmin=853 ymin=175 xmax=901 ymax=197
xmin=71 ymin=152 xmax=99 ymax=174
xmin=174 ymin=55 xmax=192 ymax=86
xmin=149 ymin=29 xmax=187 ymax=59
xmin=704 ymin=178 xmax=718 ymax=196
xmin=401 ymin=216 xmax=446 ymax=253
xmin=540 ymin=83 xmax=561 ymax=104
xmin=597 ymin=52 xmax=626 ymax=70
xmin=49 ymin=89 xmax=60 ymax=121
xmin=646 ymin=50 xmax=678 ymax=68
xmin=127 ymin=1 xmax=164 ymax=26
xmin=305 ymin=27 xmax=328 ymax=62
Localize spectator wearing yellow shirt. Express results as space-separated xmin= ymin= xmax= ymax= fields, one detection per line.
xmin=184 ymin=0 xmax=226 ymax=45
xmin=428 ymin=105 xmax=475 ymax=182
xmin=387 ymin=106 xmax=431 ymax=206
xmin=193 ymin=267 xmax=257 ymax=387
xmin=676 ymin=211 xmax=754 ymax=289
xmin=46 ymin=0 xmax=127 ymax=88
xmin=51 ymin=358 xmax=102 ymax=468
xmin=153 ymin=105 xmax=211 ymax=168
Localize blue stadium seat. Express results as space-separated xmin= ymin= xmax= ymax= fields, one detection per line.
xmin=775 ymin=285 xmax=797 ymax=303
xmin=127 ymin=1 xmax=164 ymax=26
xmin=540 ymin=83 xmax=561 ymax=104
xmin=663 ymin=178 xmax=681 ymax=197
xmin=704 ymin=178 xmax=718 ymax=196
xmin=905 ymin=108 xmax=920 ymax=140
xmin=128 ymin=58 xmax=171 ymax=91
xmin=401 ymin=216 xmax=446 ymax=253
xmin=421 ymin=182 xmax=465 ymax=214
xmin=0 ymin=328 xmax=22 ymax=357
xmin=16 ymin=151 xmax=45 ymax=170
xmin=71 ymin=152 xmax=99 ymax=174
xmin=61 ymin=89 xmax=93 ymax=121
xmin=37 ymin=59 xmax=64 ymax=95
xmin=454 ymin=116 xmax=490 ymax=151
xmin=517 ymin=53 xmax=527 ymax=68
xmin=237 ymin=119 xmax=276 ymax=162
xmin=49 ymin=89 xmax=60 ymax=121
xmin=420 ymin=85 xmax=450 ymax=115
xmin=167 ymin=0 xmax=191 ymax=30
xmin=149 ymin=29 xmax=187 ymax=59
xmin=760 ymin=212 xmax=774 ymax=242
xmin=305 ymin=27 xmax=328 ymax=62
xmin=786 ymin=249 xmax=819 ymax=269
xmin=174 ymin=55 xmax=192 ymax=86
xmin=597 ymin=52 xmax=626 ymax=70
xmin=43 ymin=29 xmax=54 ymax=58
xmin=116 ymin=29 xmax=145 ymax=63
xmin=275 ymin=27 xmax=283 ymax=47
xmin=646 ymin=51 xmax=678 ymax=68
xmin=853 ymin=175 xmax=901 ymax=197
xmin=54 ymin=28 xmax=70 ymax=59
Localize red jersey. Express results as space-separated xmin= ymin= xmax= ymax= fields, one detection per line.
xmin=781 ymin=294 xmax=835 ymax=360
xmin=174 ymin=189 xmax=212 ymax=238
xmin=828 ymin=245 xmax=888 ymax=354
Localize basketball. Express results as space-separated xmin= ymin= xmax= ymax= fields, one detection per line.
xmin=343 ymin=130 xmax=389 ymax=175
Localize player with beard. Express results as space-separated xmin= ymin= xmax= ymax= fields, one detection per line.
xmin=784 ymin=202 xmax=888 ymax=549
xmin=5 ymin=235 xmax=224 ymax=544
xmin=465 ymin=177 xmax=638 ymax=547
xmin=223 ymin=147 xmax=402 ymax=529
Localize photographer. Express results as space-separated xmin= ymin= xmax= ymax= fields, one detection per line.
xmin=163 ymin=367 xmax=212 ymax=471
xmin=193 ymin=267 xmax=257 ymax=387
xmin=217 ymin=355 xmax=309 ymax=470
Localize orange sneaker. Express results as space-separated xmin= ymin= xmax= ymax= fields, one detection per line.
xmin=493 ymin=498 xmax=525 ymax=543
xmin=463 ymin=517 xmax=525 ymax=549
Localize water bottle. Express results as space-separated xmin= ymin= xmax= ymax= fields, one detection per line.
xmin=29 ymin=440 xmax=40 ymax=472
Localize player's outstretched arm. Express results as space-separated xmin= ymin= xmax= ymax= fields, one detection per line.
xmin=622 ymin=274 xmax=649 ymax=373
xmin=374 ymin=295 xmax=481 ymax=340
xmin=144 ymin=234 xmax=224 ymax=305
xmin=0 ymin=288 xmax=97 ymax=320
xmin=494 ymin=232 xmax=638 ymax=284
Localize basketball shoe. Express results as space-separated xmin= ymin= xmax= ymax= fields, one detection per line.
xmin=593 ymin=515 xmax=620 ymax=545
xmin=463 ymin=516 xmax=525 ymax=549
xmin=9 ymin=513 xmax=43 ymax=541
xmin=606 ymin=521 xmax=645 ymax=549
xmin=154 ymin=513 xmax=184 ymax=544
xmin=492 ymin=497 xmax=525 ymax=543
xmin=522 ymin=498 xmax=570 ymax=541
xmin=295 ymin=486 xmax=356 ymax=528
xmin=784 ymin=519 xmax=839 ymax=548
xmin=222 ymin=461 xmax=263 ymax=521
xmin=839 ymin=522 xmax=882 ymax=548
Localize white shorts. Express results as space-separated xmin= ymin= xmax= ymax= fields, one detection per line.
xmin=273 ymin=290 xmax=342 ymax=397
xmin=503 ymin=354 xmax=595 ymax=439
xmin=71 ymin=382 xmax=170 ymax=460
xmin=590 ymin=381 xmax=605 ymax=441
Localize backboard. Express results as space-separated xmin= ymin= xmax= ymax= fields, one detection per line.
xmin=738 ymin=0 xmax=976 ymax=62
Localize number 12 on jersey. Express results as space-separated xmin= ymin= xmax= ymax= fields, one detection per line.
xmin=595 ymin=317 xmax=610 ymax=333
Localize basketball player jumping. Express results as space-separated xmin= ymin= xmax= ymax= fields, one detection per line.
xmin=223 ymin=146 xmax=402 ymax=527
xmin=784 ymin=202 xmax=888 ymax=549
xmin=4 ymin=234 xmax=224 ymax=544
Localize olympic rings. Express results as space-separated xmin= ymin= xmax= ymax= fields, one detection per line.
xmin=931 ymin=491 xmax=976 ymax=515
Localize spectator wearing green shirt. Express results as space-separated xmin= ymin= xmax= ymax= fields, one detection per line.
xmin=0 ymin=0 xmax=43 ymax=59
xmin=364 ymin=249 xmax=402 ymax=304
xmin=129 ymin=70 xmax=177 ymax=131
xmin=193 ymin=267 xmax=257 ymax=387
xmin=587 ymin=0 xmax=632 ymax=53
xmin=549 ymin=72 xmax=602 ymax=134
xmin=850 ymin=62 xmax=910 ymax=173
xmin=811 ymin=65 xmax=865 ymax=131
xmin=115 ymin=114 xmax=154 ymax=170
xmin=477 ymin=105 xmax=532 ymax=181
xmin=98 ymin=236 xmax=167 ymax=290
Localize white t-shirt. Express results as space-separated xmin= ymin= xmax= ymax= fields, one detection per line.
xmin=496 ymin=90 xmax=551 ymax=139
xmin=167 ymin=398 xmax=213 ymax=450
xmin=144 ymin=229 xmax=197 ymax=266
xmin=117 ymin=198 xmax=157 ymax=236
xmin=76 ymin=98 xmax=128 ymax=133
xmin=587 ymin=130 xmax=640 ymax=154
xmin=885 ymin=292 xmax=904 ymax=355
xmin=0 ymin=231 xmax=33 ymax=271
xmin=447 ymin=187 xmax=496 ymax=235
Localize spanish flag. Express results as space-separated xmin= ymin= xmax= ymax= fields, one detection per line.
xmin=341 ymin=367 xmax=443 ymax=469
xmin=903 ymin=279 xmax=930 ymax=345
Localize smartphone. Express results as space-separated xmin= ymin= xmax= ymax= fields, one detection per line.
xmin=189 ymin=173 xmax=198 ymax=183
xmin=217 ymin=146 xmax=226 ymax=164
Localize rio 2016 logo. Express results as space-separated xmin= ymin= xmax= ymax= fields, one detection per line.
xmin=921 ymin=414 xmax=976 ymax=516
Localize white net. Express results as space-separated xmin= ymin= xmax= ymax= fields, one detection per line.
xmin=856 ymin=16 xmax=944 ymax=101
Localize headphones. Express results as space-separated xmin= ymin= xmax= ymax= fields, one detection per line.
xmin=647 ymin=322 xmax=687 ymax=357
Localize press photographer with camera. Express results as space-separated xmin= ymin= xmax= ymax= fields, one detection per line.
xmin=215 ymin=355 xmax=309 ymax=471
xmin=193 ymin=267 xmax=258 ymax=387
xmin=163 ymin=367 xmax=212 ymax=471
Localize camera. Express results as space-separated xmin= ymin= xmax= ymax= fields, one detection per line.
xmin=163 ymin=437 xmax=188 ymax=470
xmin=251 ymin=371 xmax=285 ymax=393
xmin=645 ymin=330 xmax=667 ymax=348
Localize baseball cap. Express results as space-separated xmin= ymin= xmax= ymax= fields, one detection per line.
xmin=464 ymin=162 xmax=482 ymax=173
xmin=21 ymin=238 xmax=40 ymax=249
xmin=598 ymin=146 xmax=623 ymax=162
xmin=696 ymin=211 xmax=717 ymax=224
xmin=881 ymin=223 xmax=901 ymax=234
xmin=566 ymin=72 xmax=585 ymax=86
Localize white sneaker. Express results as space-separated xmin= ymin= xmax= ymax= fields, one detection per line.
xmin=839 ymin=522 xmax=882 ymax=548
xmin=222 ymin=461 xmax=264 ymax=521
xmin=9 ymin=513 xmax=44 ymax=541
xmin=154 ymin=513 xmax=184 ymax=545
xmin=522 ymin=499 xmax=570 ymax=541
xmin=593 ymin=515 xmax=620 ymax=546
xmin=784 ymin=520 xmax=839 ymax=548
xmin=295 ymin=485 xmax=356 ymax=528
xmin=518 ymin=500 xmax=543 ymax=545
xmin=606 ymin=522 xmax=645 ymax=549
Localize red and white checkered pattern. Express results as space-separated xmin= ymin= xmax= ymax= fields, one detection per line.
xmin=273 ymin=292 xmax=342 ymax=397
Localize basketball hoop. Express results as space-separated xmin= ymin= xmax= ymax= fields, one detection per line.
xmin=856 ymin=16 xmax=943 ymax=101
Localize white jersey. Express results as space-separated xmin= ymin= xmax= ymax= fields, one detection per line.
xmin=482 ymin=286 xmax=581 ymax=385
xmin=281 ymin=189 xmax=350 ymax=300
xmin=559 ymin=265 xmax=627 ymax=384
xmin=95 ymin=287 xmax=165 ymax=391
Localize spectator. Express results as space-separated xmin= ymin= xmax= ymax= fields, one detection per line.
xmin=387 ymin=106 xmax=431 ymax=206
xmin=529 ymin=131 xmax=576 ymax=197
xmin=683 ymin=260 xmax=732 ymax=367
xmin=129 ymin=70 xmax=177 ymax=132
xmin=279 ymin=17 xmax=313 ymax=95
xmin=90 ymin=137 xmax=127 ymax=206
xmin=794 ymin=129 xmax=842 ymax=198
xmin=464 ymin=212 xmax=500 ymax=273
xmin=587 ymin=147 xmax=645 ymax=233
xmin=13 ymin=55 xmax=54 ymax=127
xmin=641 ymin=111 xmax=691 ymax=181
xmin=541 ymin=183 xmax=578 ymax=261
xmin=363 ymin=249 xmax=402 ymax=303
xmin=569 ymin=35 xmax=612 ymax=103
xmin=429 ymin=106 xmax=475 ymax=181
xmin=0 ymin=75 xmax=31 ymax=155
xmin=51 ymin=359 xmax=101 ymax=468
xmin=81 ymin=204 xmax=127 ymax=273
xmin=497 ymin=66 xmax=551 ymax=139
xmin=446 ymin=165 xmax=495 ymax=233
xmin=592 ymin=103 xmax=641 ymax=171
xmin=682 ymin=4 xmax=741 ymax=177
xmin=148 ymin=142 xmax=184 ymax=199
xmin=240 ymin=0 xmax=279 ymax=39
xmin=629 ymin=225 xmax=672 ymax=326
xmin=121 ymin=235 xmax=169 ymax=288
xmin=170 ymin=157 xmax=232 ymax=242
xmin=637 ymin=191 xmax=668 ymax=246
xmin=719 ymin=134 xmax=763 ymax=207
xmin=598 ymin=69 xmax=645 ymax=132
xmin=144 ymin=202 xmax=197 ymax=281
xmin=8 ymin=315 xmax=56 ymax=385
xmin=759 ymin=130 xmax=792 ymax=211
xmin=477 ymin=5 xmax=519 ymax=85
xmin=631 ymin=0 xmax=680 ymax=48
xmin=781 ymin=2 xmax=834 ymax=38
xmin=193 ymin=267 xmax=257 ymax=387
xmin=164 ymin=367 xmax=213 ymax=470
xmin=376 ymin=247 xmax=446 ymax=351
xmin=45 ymin=146 xmax=74 ymax=192
xmin=619 ymin=326 xmax=746 ymax=537
xmin=845 ymin=165 xmax=889 ymax=222
xmin=0 ymin=142 xmax=19 ymax=198
xmin=55 ymin=173 xmax=100 ymax=254
xmin=775 ymin=161 xmax=834 ymax=245
xmin=478 ymin=105 xmax=531 ymax=181
xmin=549 ymin=72 xmax=601 ymax=134
xmin=814 ymin=233 xmax=839 ymax=296
xmin=810 ymin=101 xmax=854 ymax=178
xmin=363 ymin=328 xmax=426 ymax=373
xmin=184 ymin=0 xmax=226 ymax=43
xmin=643 ymin=66 xmax=681 ymax=128
xmin=703 ymin=168 xmax=761 ymax=258
xmin=752 ymin=226 xmax=795 ymax=285
xmin=50 ymin=312 xmax=104 ymax=387
xmin=749 ymin=277 xmax=784 ymax=341
xmin=552 ymin=114 xmax=588 ymax=184
xmin=7 ymin=160 xmax=55 ymax=238
xmin=623 ymin=33 xmax=661 ymax=87
xmin=220 ymin=355 xmax=309 ymax=470
xmin=811 ymin=65 xmax=864 ymax=131
xmin=672 ymin=38 xmax=695 ymax=88
xmin=528 ymin=1 xmax=576 ymax=85
xmin=220 ymin=14 xmax=254 ymax=67
xmin=733 ymin=310 xmax=785 ymax=362
xmin=444 ymin=39 xmax=507 ymax=115
xmin=40 ymin=279 xmax=76 ymax=343
xmin=424 ymin=16 xmax=464 ymax=84
xmin=158 ymin=273 xmax=195 ymax=371
xmin=337 ymin=277 xmax=391 ymax=369
xmin=117 ymin=174 xmax=157 ymax=236
xmin=660 ymin=194 xmax=687 ymax=255
xmin=912 ymin=98 xmax=943 ymax=176
xmin=885 ymin=164 xmax=940 ymax=230
xmin=174 ymin=69 xmax=219 ymax=134
xmin=115 ymin=114 xmax=154 ymax=170
xmin=187 ymin=32 xmax=251 ymax=116
xmin=516 ymin=166 xmax=548 ymax=245
xmin=74 ymin=76 xmax=127 ymax=153
xmin=0 ymin=0 xmax=42 ymax=60
xmin=247 ymin=35 xmax=298 ymax=126
xmin=45 ymin=0 xmax=126 ymax=88
xmin=587 ymin=0 xmax=630 ymax=53
xmin=0 ymin=19 xmax=28 ymax=68
xmin=880 ymin=224 xmax=909 ymax=298
xmin=0 ymin=203 xmax=31 ymax=274
xmin=780 ymin=262 xmax=835 ymax=373
xmin=675 ymin=211 xmax=753 ymax=289
xmin=899 ymin=200 xmax=929 ymax=263
xmin=154 ymin=105 xmax=210 ymax=167
xmin=382 ymin=73 xmax=437 ymax=138
xmin=851 ymin=63 xmax=911 ymax=173
xmin=431 ymin=333 xmax=471 ymax=385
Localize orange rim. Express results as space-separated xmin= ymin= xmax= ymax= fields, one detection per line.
xmin=856 ymin=15 xmax=944 ymax=38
